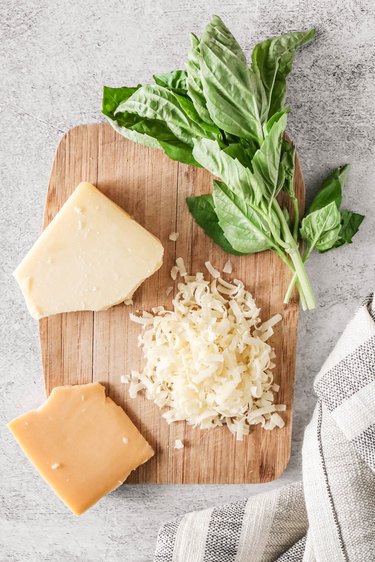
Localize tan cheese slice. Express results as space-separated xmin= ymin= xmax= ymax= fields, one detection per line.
xmin=14 ymin=182 xmax=164 ymax=318
xmin=7 ymin=382 xmax=154 ymax=515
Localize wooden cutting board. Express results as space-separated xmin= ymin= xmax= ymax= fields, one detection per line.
xmin=39 ymin=123 xmax=303 ymax=484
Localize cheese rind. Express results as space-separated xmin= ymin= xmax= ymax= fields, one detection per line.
xmin=14 ymin=182 xmax=164 ymax=319
xmin=7 ymin=382 xmax=154 ymax=515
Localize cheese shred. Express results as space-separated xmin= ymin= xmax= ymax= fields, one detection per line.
xmin=223 ymin=260 xmax=233 ymax=274
xmin=128 ymin=259 xmax=285 ymax=439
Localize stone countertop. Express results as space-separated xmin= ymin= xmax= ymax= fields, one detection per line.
xmin=1 ymin=1 xmax=374 ymax=560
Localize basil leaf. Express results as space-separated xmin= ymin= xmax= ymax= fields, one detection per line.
xmin=252 ymin=29 xmax=316 ymax=118
xmin=193 ymin=138 xmax=258 ymax=200
xmin=153 ymin=70 xmax=188 ymax=93
xmin=174 ymin=93 xmax=222 ymax=139
xmin=103 ymin=87 xmax=199 ymax=165
xmin=300 ymin=201 xmax=341 ymax=252
xmin=186 ymin=194 xmax=245 ymax=254
xmin=331 ymin=210 xmax=364 ymax=249
xmin=222 ymin=142 xmax=256 ymax=168
xmin=159 ymin=140 xmax=200 ymax=166
xmin=119 ymin=84 xmax=214 ymax=145
xmin=279 ymin=139 xmax=296 ymax=197
xmin=308 ymin=164 xmax=349 ymax=213
xmin=107 ymin=118 xmax=162 ymax=149
xmin=251 ymin=112 xmax=287 ymax=200
xmin=102 ymin=85 xmax=140 ymax=119
xmin=124 ymin=115 xmax=176 ymax=140
xmin=186 ymin=33 xmax=214 ymax=124
xmin=193 ymin=118 xmax=287 ymax=206
xmin=213 ymin=180 xmax=275 ymax=254
xmin=103 ymin=85 xmax=170 ymax=149
xmin=263 ymin=108 xmax=290 ymax=136
xmin=198 ymin=15 xmax=265 ymax=142
xmin=305 ymin=166 xmax=364 ymax=252
xmin=314 ymin=225 xmax=341 ymax=252
xmin=109 ymin=117 xmax=199 ymax=165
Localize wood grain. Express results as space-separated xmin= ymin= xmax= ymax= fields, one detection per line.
xmin=39 ymin=124 xmax=304 ymax=484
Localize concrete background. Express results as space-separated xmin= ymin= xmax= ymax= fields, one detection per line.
xmin=1 ymin=0 xmax=374 ymax=560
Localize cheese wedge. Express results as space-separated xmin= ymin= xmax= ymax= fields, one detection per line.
xmin=14 ymin=182 xmax=164 ymax=319
xmin=7 ymin=382 xmax=154 ymax=515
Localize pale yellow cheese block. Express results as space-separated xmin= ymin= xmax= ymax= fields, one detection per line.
xmin=14 ymin=182 xmax=164 ymax=319
xmin=7 ymin=383 xmax=154 ymax=515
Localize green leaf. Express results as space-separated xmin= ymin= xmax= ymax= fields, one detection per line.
xmin=331 ymin=210 xmax=364 ymax=249
xmin=186 ymin=33 xmax=214 ymax=124
xmin=251 ymin=112 xmax=287 ymax=200
xmin=174 ymin=93 xmax=222 ymax=139
xmin=159 ymin=139 xmax=201 ymax=166
xmin=300 ymin=201 xmax=341 ymax=252
xmin=118 ymin=84 xmax=214 ymax=145
xmin=102 ymin=85 xmax=140 ymax=119
xmin=103 ymin=87 xmax=199 ymax=165
xmin=279 ymin=139 xmax=296 ymax=197
xmin=107 ymin=117 xmax=162 ymax=149
xmin=252 ymin=29 xmax=316 ymax=119
xmin=193 ymin=118 xmax=287 ymax=206
xmin=198 ymin=15 xmax=265 ymax=142
xmin=153 ymin=70 xmax=188 ymax=93
xmin=263 ymin=108 xmax=290 ymax=136
xmin=124 ymin=115 xmax=176 ymax=140
xmin=314 ymin=225 xmax=341 ymax=252
xmin=186 ymin=194 xmax=245 ymax=254
xmin=308 ymin=165 xmax=349 ymax=213
xmin=192 ymin=138 xmax=258 ymax=200
xmin=213 ymin=180 xmax=275 ymax=254
xmin=222 ymin=142 xmax=256 ymax=169
xmin=103 ymin=85 xmax=170 ymax=150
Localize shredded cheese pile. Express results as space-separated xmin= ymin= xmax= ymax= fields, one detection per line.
xmin=127 ymin=260 xmax=285 ymax=439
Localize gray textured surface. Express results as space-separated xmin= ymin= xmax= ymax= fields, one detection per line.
xmin=1 ymin=1 xmax=374 ymax=560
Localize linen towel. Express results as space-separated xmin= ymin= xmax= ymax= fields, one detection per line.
xmin=154 ymin=295 xmax=375 ymax=562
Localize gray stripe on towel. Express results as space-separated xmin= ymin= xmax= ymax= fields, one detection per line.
xmin=314 ymin=335 xmax=375 ymax=411
xmin=203 ymin=499 xmax=247 ymax=562
xmin=154 ymin=517 xmax=183 ymax=562
xmin=261 ymin=483 xmax=308 ymax=561
xmin=276 ymin=536 xmax=307 ymax=561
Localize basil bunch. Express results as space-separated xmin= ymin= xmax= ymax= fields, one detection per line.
xmin=102 ymin=15 xmax=364 ymax=310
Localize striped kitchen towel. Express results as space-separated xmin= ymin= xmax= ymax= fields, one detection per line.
xmin=154 ymin=295 xmax=375 ymax=562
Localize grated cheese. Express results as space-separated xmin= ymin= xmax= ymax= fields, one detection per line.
xmin=270 ymin=412 xmax=285 ymax=428
xmin=129 ymin=313 xmax=151 ymax=325
xmin=205 ymin=260 xmax=220 ymax=278
xmin=169 ymin=232 xmax=179 ymax=242
xmin=174 ymin=439 xmax=184 ymax=449
xmin=176 ymin=257 xmax=187 ymax=277
xmin=128 ymin=260 xmax=285 ymax=439
xmin=223 ymin=260 xmax=233 ymax=274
